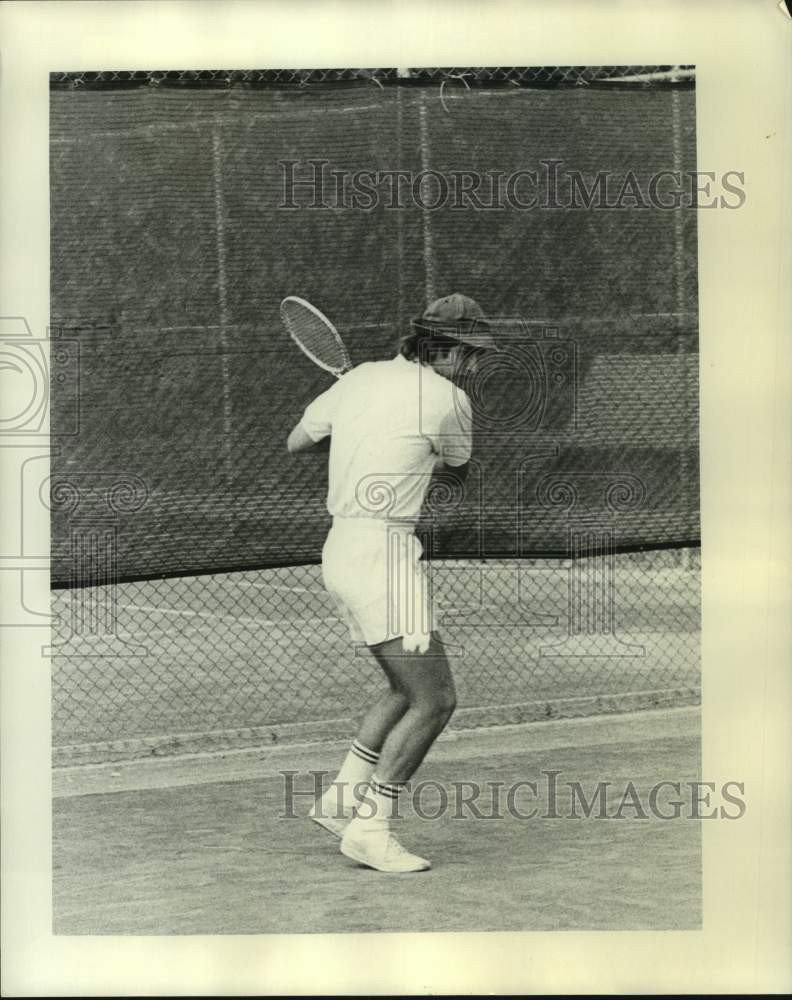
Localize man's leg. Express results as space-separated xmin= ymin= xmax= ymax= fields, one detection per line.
xmin=339 ymin=633 xmax=456 ymax=872
xmin=356 ymin=669 xmax=410 ymax=753
xmin=309 ymin=664 xmax=409 ymax=835
xmin=369 ymin=634 xmax=456 ymax=781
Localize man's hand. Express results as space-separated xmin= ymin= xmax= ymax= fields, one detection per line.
xmin=287 ymin=422 xmax=330 ymax=454
xmin=442 ymin=460 xmax=470 ymax=485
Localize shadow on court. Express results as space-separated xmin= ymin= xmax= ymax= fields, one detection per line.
xmin=53 ymin=707 xmax=701 ymax=934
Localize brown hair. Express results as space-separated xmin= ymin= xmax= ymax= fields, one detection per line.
xmin=398 ymin=330 xmax=487 ymax=368
xmin=398 ymin=330 xmax=458 ymax=363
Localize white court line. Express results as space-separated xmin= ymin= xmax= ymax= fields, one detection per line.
xmin=107 ymin=608 xmax=486 ymax=639
xmin=233 ymin=581 xmax=315 ymax=594
xmin=117 ymin=603 xmax=338 ymax=629
xmin=116 ymin=600 xmax=545 ymax=635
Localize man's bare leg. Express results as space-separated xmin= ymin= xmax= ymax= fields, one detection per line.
xmin=309 ymin=660 xmax=409 ymax=832
xmin=356 ymin=668 xmax=410 ymax=753
xmin=339 ymin=633 xmax=456 ymax=872
xmin=369 ymin=634 xmax=456 ymax=781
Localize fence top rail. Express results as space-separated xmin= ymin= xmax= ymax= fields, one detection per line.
xmin=50 ymin=66 xmax=696 ymax=92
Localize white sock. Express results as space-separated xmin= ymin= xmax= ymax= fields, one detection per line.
xmin=355 ymin=772 xmax=404 ymax=828
xmin=320 ymin=739 xmax=379 ymax=816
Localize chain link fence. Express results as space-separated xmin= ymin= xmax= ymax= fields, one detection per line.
xmin=52 ymin=547 xmax=700 ymax=765
xmin=50 ymin=66 xmax=700 ymax=763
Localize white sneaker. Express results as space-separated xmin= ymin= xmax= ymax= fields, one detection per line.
xmin=309 ymin=799 xmax=353 ymax=839
xmin=340 ymin=821 xmax=431 ymax=873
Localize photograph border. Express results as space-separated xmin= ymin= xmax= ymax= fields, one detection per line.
xmin=1 ymin=0 xmax=790 ymax=995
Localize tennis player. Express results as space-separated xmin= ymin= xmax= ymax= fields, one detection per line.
xmin=286 ymin=293 xmax=496 ymax=873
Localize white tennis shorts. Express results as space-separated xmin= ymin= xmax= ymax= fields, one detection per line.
xmin=322 ymin=517 xmax=435 ymax=649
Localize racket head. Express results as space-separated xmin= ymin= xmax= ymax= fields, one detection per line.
xmin=280 ymin=296 xmax=353 ymax=378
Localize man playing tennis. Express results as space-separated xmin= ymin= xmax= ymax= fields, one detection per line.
xmin=286 ymin=293 xmax=496 ymax=873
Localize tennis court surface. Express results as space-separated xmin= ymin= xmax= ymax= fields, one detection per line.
xmin=53 ymin=706 xmax=701 ymax=934
xmin=52 ymin=550 xmax=701 ymax=933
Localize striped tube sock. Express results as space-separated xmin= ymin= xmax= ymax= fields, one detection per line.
xmin=359 ymin=772 xmax=404 ymax=827
xmin=322 ymin=740 xmax=380 ymax=815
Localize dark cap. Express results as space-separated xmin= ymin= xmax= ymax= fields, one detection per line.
xmin=411 ymin=293 xmax=498 ymax=350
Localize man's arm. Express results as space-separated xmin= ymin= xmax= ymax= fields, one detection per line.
xmin=288 ymin=379 xmax=342 ymax=454
xmin=287 ymin=422 xmax=330 ymax=454
xmin=433 ymin=393 xmax=473 ymax=476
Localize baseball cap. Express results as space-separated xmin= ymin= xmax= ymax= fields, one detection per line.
xmin=411 ymin=293 xmax=498 ymax=351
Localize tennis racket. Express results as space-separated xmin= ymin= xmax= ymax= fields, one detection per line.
xmin=280 ymin=296 xmax=353 ymax=379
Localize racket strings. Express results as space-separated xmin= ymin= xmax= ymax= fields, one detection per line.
xmin=281 ymin=298 xmax=351 ymax=375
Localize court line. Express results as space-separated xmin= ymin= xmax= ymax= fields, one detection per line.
xmin=116 ymin=599 xmax=551 ymax=631
xmin=105 ymin=607 xmax=508 ymax=640
xmin=233 ymin=581 xmax=315 ymax=594
xmin=71 ymin=586 xmax=691 ymax=630
xmin=117 ymin=602 xmax=338 ymax=629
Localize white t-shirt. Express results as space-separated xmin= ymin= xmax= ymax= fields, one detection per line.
xmin=300 ymin=355 xmax=472 ymax=523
